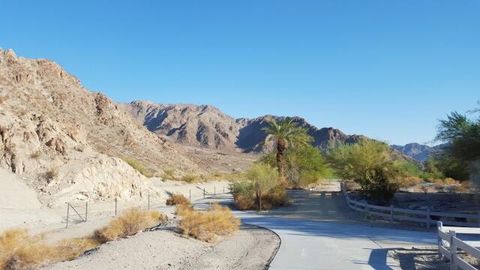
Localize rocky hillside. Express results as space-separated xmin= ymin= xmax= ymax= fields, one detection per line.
xmin=0 ymin=49 xmax=202 ymax=206
xmin=127 ymin=102 xmax=364 ymax=152
xmin=391 ymin=143 xmax=446 ymax=162
xmin=127 ymin=101 xmax=240 ymax=150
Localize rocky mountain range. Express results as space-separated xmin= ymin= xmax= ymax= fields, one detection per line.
xmin=0 ymin=49 xmax=435 ymax=207
xmin=126 ymin=101 xmax=365 ymax=153
xmin=391 ymin=143 xmax=446 ymax=162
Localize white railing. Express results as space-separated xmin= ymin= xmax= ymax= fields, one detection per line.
xmin=341 ymin=184 xmax=480 ymax=228
xmin=438 ymin=221 xmax=480 ymax=270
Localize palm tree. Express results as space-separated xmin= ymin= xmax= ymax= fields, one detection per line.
xmin=263 ymin=117 xmax=312 ymax=182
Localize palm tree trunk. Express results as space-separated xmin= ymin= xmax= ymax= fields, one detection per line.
xmin=277 ymin=139 xmax=287 ymax=184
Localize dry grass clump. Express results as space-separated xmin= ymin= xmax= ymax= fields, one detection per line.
xmin=94 ymin=208 xmax=167 ymax=243
xmin=166 ymin=194 xmax=191 ymax=206
xmin=180 ymin=174 xmax=198 ymax=183
xmin=0 ymin=209 xmax=167 ymax=269
xmin=398 ymin=176 xmax=424 ymax=188
xmin=0 ymin=229 xmax=98 ymax=270
xmin=177 ymin=203 xmax=240 ymax=242
xmin=122 ymin=157 xmax=154 ymax=178
xmin=162 ymin=168 xmax=177 ymax=180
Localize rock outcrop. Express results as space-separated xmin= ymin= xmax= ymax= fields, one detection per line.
xmin=0 ymin=49 xmax=202 ymax=205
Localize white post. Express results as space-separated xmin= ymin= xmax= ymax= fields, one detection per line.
xmin=437 ymin=221 xmax=443 ymax=259
xmin=449 ymin=231 xmax=457 ymax=270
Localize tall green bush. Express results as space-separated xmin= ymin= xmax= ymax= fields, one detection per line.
xmin=328 ymin=140 xmax=402 ymax=204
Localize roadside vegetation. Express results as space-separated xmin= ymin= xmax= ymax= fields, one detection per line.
xmin=0 ymin=208 xmax=167 ymax=270
xmin=232 ymin=118 xmax=331 ymax=210
xmin=176 ymin=203 xmax=240 ymax=242
xmin=328 ymin=139 xmax=404 ymax=205
xmin=94 ymin=208 xmax=167 ymax=243
xmin=166 ymin=193 xmax=191 ymax=206
xmin=231 ymin=164 xmax=289 ymax=210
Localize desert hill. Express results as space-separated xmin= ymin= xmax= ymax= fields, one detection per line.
xmin=0 ymin=49 xmax=202 ymax=206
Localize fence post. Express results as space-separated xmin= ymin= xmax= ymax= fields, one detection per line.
xmin=449 ymin=231 xmax=457 ymax=270
xmin=85 ymin=201 xmax=88 ymax=222
xmin=390 ymin=205 xmax=394 ymax=223
xmin=65 ymin=203 xmax=70 ymax=228
xmin=203 ymin=188 xmax=206 ymax=199
xmin=437 ymin=221 xmax=443 ymax=259
xmin=214 ymin=186 xmax=216 ymax=198
xmin=115 ymin=198 xmax=118 ymax=216
xmin=426 ymin=207 xmax=431 ymax=229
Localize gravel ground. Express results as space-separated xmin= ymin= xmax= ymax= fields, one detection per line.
xmin=389 ymin=247 xmax=480 ymax=270
xmin=44 ymin=225 xmax=279 ymax=270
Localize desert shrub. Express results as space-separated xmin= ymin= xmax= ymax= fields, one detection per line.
xmin=231 ymin=164 xmax=289 ymax=210
xmin=180 ymin=174 xmax=198 ymax=183
xmin=177 ymin=203 xmax=240 ymax=242
xmin=0 ymin=229 xmax=99 ymax=270
xmin=261 ymin=145 xmax=332 ymax=187
xmin=231 ymin=181 xmax=256 ymax=210
xmin=328 ymin=140 xmax=402 ymax=205
xmin=54 ymin=237 xmax=99 ymax=261
xmin=261 ymin=186 xmax=289 ymax=209
xmin=162 ymin=168 xmax=176 ymax=180
xmin=166 ymin=194 xmax=191 ymax=206
xmin=122 ymin=158 xmax=154 ymax=178
xmin=94 ymin=208 xmax=167 ymax=243
xmin=398 ymin=176 xmax=424 ymax=188
xmin=43 ymin=168 xmax=58 ymax=183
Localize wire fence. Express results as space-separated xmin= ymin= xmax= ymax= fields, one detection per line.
xmin=64 ymin=184 xmax=232 ymax=228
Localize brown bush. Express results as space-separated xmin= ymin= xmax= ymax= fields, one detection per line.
xmin=232 ymin=182 xmax=289 ymax=211
xmin=180 ymin=174 xmax=198 ymax=183
xmin=262 ymin=186 xmax=289 ymax=209
xmin=177 ymin=203 xmax=240 ymax=242
xmin=398 ymin=176 xmax=424 ymax=188
xmin=233 ymin=193 xmax=256 ymax=210
xmin=0 ymin=229 xmax=98 ymax=270
xmin=94 ymin=208 xmax=167 ymax=243
xmin=166 ymin=194 xmax=191 ymax=206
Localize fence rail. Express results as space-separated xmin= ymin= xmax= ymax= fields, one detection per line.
xmin=437 ymin=221 xmax=480 ymax=270
xmin=341 ymin=183 xmax=480 ymax=228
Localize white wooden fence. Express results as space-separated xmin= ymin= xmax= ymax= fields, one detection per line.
xmin=438 ymin=221 xmax=480 ymax=270
xmin=342 ymin=184 xmax=480 ymax=228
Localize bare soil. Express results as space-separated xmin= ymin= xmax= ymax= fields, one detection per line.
xmin=44 ymin=225 xmax=279 ymax=270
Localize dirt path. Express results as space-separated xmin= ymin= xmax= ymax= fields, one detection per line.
xmin=45 ymin=225 xmax=279 ymax=270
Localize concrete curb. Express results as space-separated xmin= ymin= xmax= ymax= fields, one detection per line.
xmin=242 ymin=222 xmax=282 ymax=270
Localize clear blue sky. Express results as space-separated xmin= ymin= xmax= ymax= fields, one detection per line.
xmin=1 ymin=1 xmax=479 ymax=145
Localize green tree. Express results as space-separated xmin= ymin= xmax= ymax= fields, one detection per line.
xmin=261 ymin=145 xmax=332 ymax=187
xmin=436 ymin=108 xmax=480 ymax=183
xmin=245 ymin=163 xmax=279 ymax=210
xmin=437 ymin=111 xmax=480 ymax=162
xmin=328 ymin=139 xmax=402 ymax=204
xmin=263 ymin=118 xmax=312 ymax=182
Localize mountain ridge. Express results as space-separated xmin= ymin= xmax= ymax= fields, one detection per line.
xmin=126 ymin=101 xmax=366 ymax=153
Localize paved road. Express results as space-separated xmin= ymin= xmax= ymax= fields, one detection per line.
xmin=236 ymin=212 xmax=436 ymax=270
xmin=201 ymin=187 xmax=437 ymax=270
